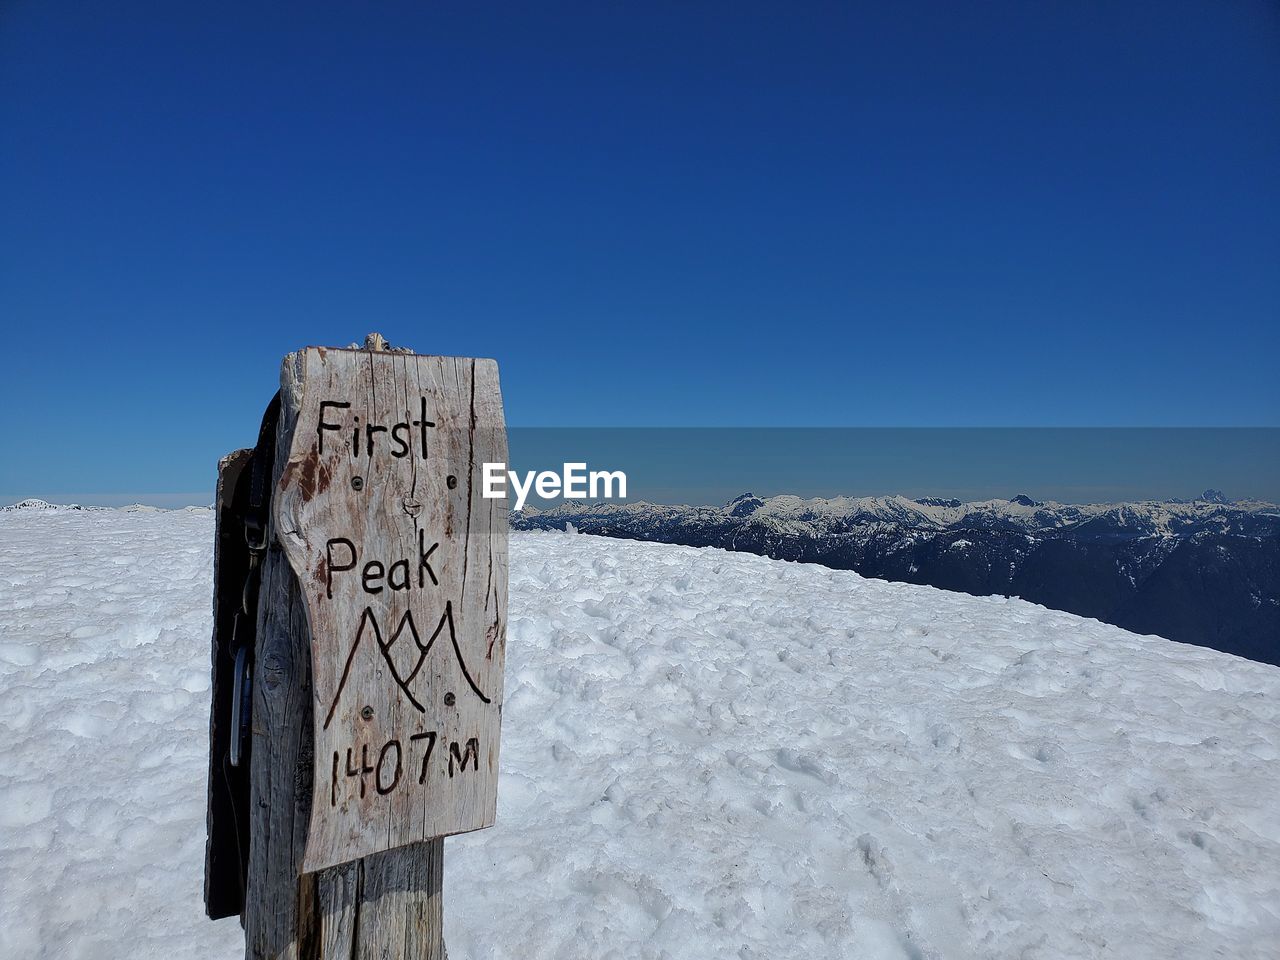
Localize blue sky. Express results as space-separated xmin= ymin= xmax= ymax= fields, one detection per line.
xmin=1 ymin=2 xmax=1277 ymax=501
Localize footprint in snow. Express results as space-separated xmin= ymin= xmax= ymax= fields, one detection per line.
xmin=774 ymin=748 xmax=836 ymax=785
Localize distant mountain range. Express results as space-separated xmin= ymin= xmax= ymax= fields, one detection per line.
xmin=511 ymin=491 xmax=1280 ymax=666
xmin=0 ymin=499 xmax=209 ymax=513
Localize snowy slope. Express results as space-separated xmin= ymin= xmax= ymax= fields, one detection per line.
xmin=1 ymin=510 xmax=1278 ymax=959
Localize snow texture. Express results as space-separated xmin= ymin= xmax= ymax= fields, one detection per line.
xmin=1 ymin=510 xmax=1278 ymax=959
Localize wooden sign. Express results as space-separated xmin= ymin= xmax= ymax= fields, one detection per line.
xmin=273 ymin=347 xmax=508 ymax=873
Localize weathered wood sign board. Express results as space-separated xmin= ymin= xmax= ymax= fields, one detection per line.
xmin=273 ymin=347 xmax=508 ymax=873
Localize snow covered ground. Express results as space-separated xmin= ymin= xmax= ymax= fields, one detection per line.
xmin=1 ymin=508 xmax=1278 ymax=959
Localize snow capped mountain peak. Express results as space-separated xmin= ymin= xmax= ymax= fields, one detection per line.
xmin=915 ymin=496 xmax=963 ymax=508
xmin=0 ymin=499 xmax=81 ymax=512
xmin=725 ymin=493 xmax=764 ymax=517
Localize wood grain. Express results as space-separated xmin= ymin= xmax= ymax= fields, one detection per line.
xmin=273 ymin=347 xmax=508 ymax=872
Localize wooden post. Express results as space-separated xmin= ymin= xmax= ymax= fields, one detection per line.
xmin=237 ymin=335 xmax=508 ymax=960
xmin=206 ymin=448 xmax=253 ymax=922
